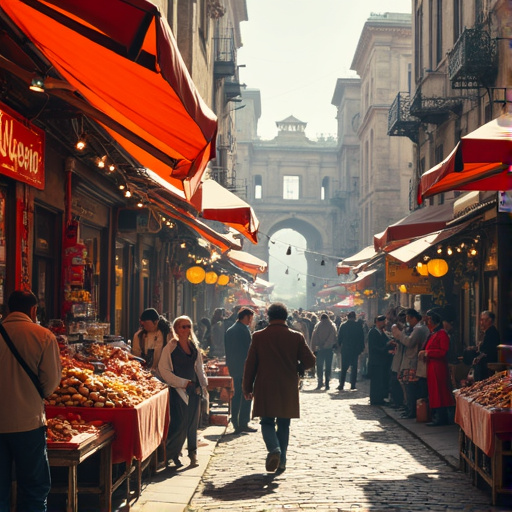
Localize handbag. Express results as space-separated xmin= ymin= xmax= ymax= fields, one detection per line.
xmin=0 ymin=322 xmax=45 ymax=399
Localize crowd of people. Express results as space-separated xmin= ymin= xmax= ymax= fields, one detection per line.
xmin=1 ymin=288 xmax=504 ymax=511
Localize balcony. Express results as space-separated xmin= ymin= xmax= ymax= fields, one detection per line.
xmin=448 ymin=28 xmax=497 ymax=89
xmin=387 ymin=92 xmax=420 ymax=143
xmin=224 ymin=77 xmax=241 ymax=101
xmin=410 ymin=73 xmax=464 ymax=124
xmin=214 ymin=30 xmax=236 ymax=78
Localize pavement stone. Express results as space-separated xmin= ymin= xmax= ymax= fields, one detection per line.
xmin=122 ymin=378 xmax=510 ymax=512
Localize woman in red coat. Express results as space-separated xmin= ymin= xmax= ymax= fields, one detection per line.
xmin=418 ymin=309 xmax=454 ymax=426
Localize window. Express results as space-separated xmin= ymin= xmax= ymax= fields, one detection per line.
xmin=415 ymin=5 xmax=423 ymax=80
xmin=435 ymin=144 xmax=444 ymax=164
xmin=283 ymin=176 xmax=300 ymax=200
xmin=321 ymin=177 xmax=330 ymax=200
xmin=436 ymin=0 xmax=443 ymax=65
xmin=453 ymin=0 xmax=463 ymax=43
xmin=254 ymin=175 xmax=262 ymax=199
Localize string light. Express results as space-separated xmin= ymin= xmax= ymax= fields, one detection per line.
xmin=124 ymin=189 xmax=131 ymax=198
xmin=321 ymin=259 xmax=325 ymax=266
xmin=137 ymin=200 xmax=144 ymax=208
xmin=262 ymin=231 xmax=338 ymax=264
xmin=108 ymin=164 xmax=115 ymax=172
xmin=286 ymin=245 xmax=292 ymax=255
xmin=75 ymin=136 xmax=86 ymax=151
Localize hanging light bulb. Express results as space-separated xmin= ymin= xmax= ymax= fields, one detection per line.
xmin=124 ymin=189 xmax=131 ymax=198
xmin=97 ymin=156 xmax=106 ymax=169
xmin=75 ymin=136 xmax=86 ymax=151
xmin=286 ymin=245 xmax=292 ymax=255
xmin=321 ymin=258 xmax=325 ymax=266
xmin=29 ymin=76 xmax=45 ymax=93
xmin=108 ymin=164 xmax=115 ymax=172
xmin=137 ymin=200 xmax=144 ymax=208
xmin=285 ymin=267 xmax=289 ymax=275
xmin=447 ymin=247 xmax=453 ymax=256
xmin=119 ymin=184 xmax=125 ymax=190
xmin=436 ymin=246 xmax=442 ymax=254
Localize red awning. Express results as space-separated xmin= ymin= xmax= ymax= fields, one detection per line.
xmin=418 ymin=114 xmax=512 ymax=202
xmin=388 ymin=221 xmax=472 ymax=263
xmin=374 ymin=201 xmax=454 ymax=251
xmin=1 ymin=0 xmax=217 ymax=199
xmin=190 ymin=180 xmax=260 ymax=244
xmin=225 ymin=250 xmax=267 ymax=277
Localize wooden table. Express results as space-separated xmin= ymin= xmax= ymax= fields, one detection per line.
xmin=48 ymin=426 xmax=115 ymax=512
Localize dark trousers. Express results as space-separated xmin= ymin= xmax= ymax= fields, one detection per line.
xmin=230 ymin=376 xmax=252 ymax=429
xmin=404 ymin=381 xmax=419 ymax=417
xmin=316 ymin=348 xmax=334 ymax=386
xmin=166 ymin=388 xmax=201 ymax=460
xmin=389 ymin=371 xmax=403 ymax=406
xmin=339 ymin=353 xmax=359 ymax=388
xmin=369 ymin=364 xmax=387 ymax=404
xmin=0 ymin=426 xmax=51 ymax=512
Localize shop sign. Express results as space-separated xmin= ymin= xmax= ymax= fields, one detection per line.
xmin=385 ymin=257 xmax=431 ymax=295
xmin=0 ymin=102 xmax=44 ymax=189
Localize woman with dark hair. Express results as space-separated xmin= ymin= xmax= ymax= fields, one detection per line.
xmin=132 ymin=308 xmax=172 ymax=371
xmin=158 ymin=316 xmax=208 ymax=467
xmin=418 ymin=308 xmax=454 ymax=426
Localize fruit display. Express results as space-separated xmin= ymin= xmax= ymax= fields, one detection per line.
xmin=457 ymin=370 xmax=512 ymax=409
xmin=46 ymin=343 xmax=167 ymax=408
xmin=47 ymin=413 xmax=106 ymax=442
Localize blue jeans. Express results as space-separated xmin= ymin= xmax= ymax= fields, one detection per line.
xmin=260 ymin=417 xmax=290 ymax=467
xmin=230 ymin=376 xmax=252 ymax=429
xmin=0 ymin=426 xmax=51 ymax=512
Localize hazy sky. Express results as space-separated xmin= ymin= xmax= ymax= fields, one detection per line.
xmin=238 ymin=0 xmax=412 ymax=140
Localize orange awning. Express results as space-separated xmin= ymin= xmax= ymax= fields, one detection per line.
xmin=374 ymin=201 xmax=454 ymax=251
xmin=419 ymin=114 xmax=512 ymax=202
xmin=190 ymin=180 xmax=260 ymax=244
xmin=344 ymin=269 xmax=378 ymax=292
xmin=1 ymin=0 xmax=217 ymax=199
xmin=225 ymin=250 xmax=267 ymax=277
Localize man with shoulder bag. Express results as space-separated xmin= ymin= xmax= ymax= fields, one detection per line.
xmin=0 ymin=290 xmax=62 ymax=512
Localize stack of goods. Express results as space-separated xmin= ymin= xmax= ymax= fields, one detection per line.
xmin=457 ymin=370 xmax=512 ymax=409
xmin=47 ymin=344 xmax=166 ymax=408
xmin=47 ymin=413 xmax=106 ymax=442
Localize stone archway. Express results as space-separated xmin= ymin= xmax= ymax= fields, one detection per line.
xmin=250 ymin=216 xmax=335 ymax=308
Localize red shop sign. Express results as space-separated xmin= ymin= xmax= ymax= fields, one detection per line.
xmin=0 ymin=102 xmax=45 ymax=189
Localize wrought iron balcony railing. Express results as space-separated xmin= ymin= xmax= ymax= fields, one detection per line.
xmin=410 ymin=84 xmax=464 ymax=125
xmin=448 ymin=28 xmax=497 ymax=89
xmin=387 ymin=92 xmax=420 ymax=143
xmin=214 ymin=29 xmax=236 ymax=78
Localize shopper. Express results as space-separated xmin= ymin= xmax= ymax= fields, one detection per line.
xmin=418 ymin=309 xmax=455 ymax=426
xmin=368 ymin=315 xmax=394 ymax=405
xmin=158 ymin=316 xmax=208 ymax=467
xmin=337 ymin=311 xmax=365 ymax=391
xmin=224 ymin=308 xmax=256 ymax=433
xmin=132 ymin=308 xmax=172 ymax=371
xmin=392 ymin=309 xmax=430 ymax=418
xmin=0 ymin=290 xmax=62 ymax=512
xmin=311 ymin=313 xmax=337 ymax=390
xmin=243 ymin=302 xmax=315 ymax=474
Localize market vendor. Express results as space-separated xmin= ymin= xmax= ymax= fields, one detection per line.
xmin=132 ymin=308 xmax=172 ymax=371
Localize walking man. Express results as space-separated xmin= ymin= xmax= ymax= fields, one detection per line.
xmin=243 ymin=302 xmax=315 ymax=473
xmin=337 ymin=311 xmax=365 ymax=391
xmin=224 ymin=307 xmax=257 ymax=434
xmin=311 ymin=313 xmax=337 ymax=390
xmin=0 ymin=290 xmax=62 ymax=512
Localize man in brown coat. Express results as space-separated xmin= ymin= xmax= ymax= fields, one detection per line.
xmin=243 ymin=302 xmax=316 ymax=473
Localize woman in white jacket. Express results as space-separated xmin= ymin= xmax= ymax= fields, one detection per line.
xmin=158 ymin=316 xmax=208 ymax=467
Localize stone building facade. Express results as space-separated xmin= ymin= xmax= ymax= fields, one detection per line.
xmin=350 ymin=12 xmax=415 ymax=247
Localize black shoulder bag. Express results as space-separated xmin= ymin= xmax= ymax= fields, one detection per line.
xmin=0 ymin=322 xmax=45 ymax=399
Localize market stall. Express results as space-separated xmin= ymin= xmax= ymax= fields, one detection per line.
xmin=45 ymin=341 xmax=170 ymax=507
xmin=455 ymin=371 xmax=512 ymax=504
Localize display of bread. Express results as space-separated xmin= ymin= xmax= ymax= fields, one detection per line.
xmin=47 ymin=413 xmax=106 ymax=442
xmin=457 ymin=371 xmax=512 ymax=409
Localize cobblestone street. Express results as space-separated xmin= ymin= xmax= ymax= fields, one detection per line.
xmin=187 ymin=378 xmax=508 ymax=512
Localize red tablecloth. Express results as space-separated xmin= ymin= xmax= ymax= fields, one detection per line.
xmin=46 ymin=388 xmax=169 ymax=464
xmin=455 ymin=393 xmax=512 ymax=456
